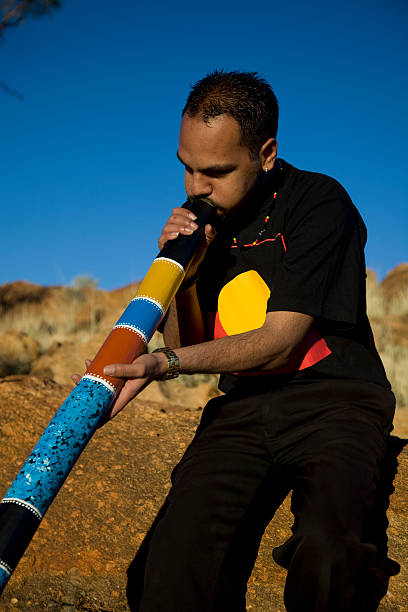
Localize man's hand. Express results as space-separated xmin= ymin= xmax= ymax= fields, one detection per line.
xmin=159 ymin=206 xmax=216 ymax=284
xmin=71 ymin=351 xmax=168 ymax=422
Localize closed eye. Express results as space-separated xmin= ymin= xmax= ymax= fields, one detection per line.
xmin=177 ymin=151 xmax=236 ymax=178
xmin=205 ymin=168 xmax=234 ymax=178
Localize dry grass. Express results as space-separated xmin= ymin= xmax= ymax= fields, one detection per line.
xmin=379 ymin=343 xmax=408 ymax=408
xmin=366 ymin=275 xmax=408 ymax=409
xmin=388 ymin=288 xmax=408 ymax=316
xmin=0 ymin=301 xmax=99 ymax=351
xmin=0 ymin=283 xmax=112 ymax=353
xmin=366 ymin=281 xmax=386 ymax=319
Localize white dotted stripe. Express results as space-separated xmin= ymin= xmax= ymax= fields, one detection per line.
xmin=113 ymin=324 xmax=148 ymax=344
xmin=1 ymin=498 xmax=42 ymax=521
xmin=82 ymin=374 xmax=116 ymax=395
xmin=131 ymin=296 xmax=164 ymax=313
xmin=154 ymin=257 xmax=184 ymax=273
xmin=0 ymin=560 xmax=12 ymax=575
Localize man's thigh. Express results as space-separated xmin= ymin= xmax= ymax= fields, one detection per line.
xmin=269 ymin=380 xmax=394 ymax=537
xmin=266 ymin=380 xmax=395 ymax=611
xmin=129 ymin=393 xmax=289 ymax=612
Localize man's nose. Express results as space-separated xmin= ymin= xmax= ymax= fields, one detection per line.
xmin=189 ymin=172 xmax=212 ymax=198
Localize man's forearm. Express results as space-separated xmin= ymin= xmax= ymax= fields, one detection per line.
xmin=175 ymin=331 xmax=286 ymax=375
xmin=173 ymin=311 xmax=313 ymax=375
xmin=102 ymin=311 xmax=313 ymax=415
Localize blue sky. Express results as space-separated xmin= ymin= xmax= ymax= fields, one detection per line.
xmin=1 ymin=0 xmax=407 ymax=289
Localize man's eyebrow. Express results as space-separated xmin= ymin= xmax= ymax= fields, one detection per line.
xmin=176 ymin=151 xmax=236 ymax=173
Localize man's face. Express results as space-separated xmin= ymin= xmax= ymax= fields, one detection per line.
xmin=177 ymin=114 xmax=262 ymax=212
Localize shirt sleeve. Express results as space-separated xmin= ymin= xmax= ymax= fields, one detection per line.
xmin=266 ymin=189 xmax=366 ymax=327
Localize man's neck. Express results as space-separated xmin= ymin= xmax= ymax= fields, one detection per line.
xmin=221 ymin=159 xmax=284 ymax=232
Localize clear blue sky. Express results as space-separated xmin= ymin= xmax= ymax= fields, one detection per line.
xmin=1 ymin=0 xmax=407 ymax=289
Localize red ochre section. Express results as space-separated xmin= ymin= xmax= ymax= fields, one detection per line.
xmin=84 ymin=327 xmax=146 ymax=392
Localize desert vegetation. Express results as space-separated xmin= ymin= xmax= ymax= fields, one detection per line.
xmin=366 ymin=265 xmax=408 ymax=408
xmin=0 ymin=264 xmax=407 ymax=407
xmin=0 ymin=279 xmax=220 ymax=407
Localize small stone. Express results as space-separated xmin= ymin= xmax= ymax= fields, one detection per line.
xmin=11 ymin=598 xmax=18 ymax=604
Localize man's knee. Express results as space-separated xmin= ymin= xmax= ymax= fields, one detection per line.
xmin=282 ymin=532 xmax=378 ymax=612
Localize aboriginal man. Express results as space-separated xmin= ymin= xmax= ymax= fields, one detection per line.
xmin=78 ymin=71 xmax=396 ymax=611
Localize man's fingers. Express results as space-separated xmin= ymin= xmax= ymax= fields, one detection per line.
xmin=103 ymin=363 xmax=147 ymax=378
xmin=71 ymin=374 xmax=81 ymax=385
xmin=158 ymin=209 xmax=199 ymax=250
xmin=171 ymin=207 xmax=197 ymax=221
xmin=85 ymin=359 xmax=91 ymax=368
xmin=159 ymin=221 xmax=198 ymax=247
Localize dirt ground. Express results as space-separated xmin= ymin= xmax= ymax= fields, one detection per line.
xmin=0 ymin=375 xmax=407 ymax=611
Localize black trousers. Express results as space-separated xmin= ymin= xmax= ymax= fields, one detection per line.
xmin=127 ymin=379 xmax=396 ymax=612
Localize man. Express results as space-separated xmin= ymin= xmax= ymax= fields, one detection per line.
xmin=95 ymin=71 xmax=396 ymax=610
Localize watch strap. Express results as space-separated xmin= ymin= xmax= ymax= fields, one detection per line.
xmin=152 ymin=347 xmax=180 ymax=380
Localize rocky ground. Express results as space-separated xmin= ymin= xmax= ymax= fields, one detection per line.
xmin=0 ymin=375 xmax=407 ymax=611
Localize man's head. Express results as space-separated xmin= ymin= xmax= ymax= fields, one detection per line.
xmin=183 ymin=70 xmax=279 ymax=159
xmin=178 ymin=70 xmax=279 ymax=212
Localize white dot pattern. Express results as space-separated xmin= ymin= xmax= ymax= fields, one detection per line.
xmin=154 ymin=257 xmax=185 ymax=273
xmin=113 ymin=324 xmax=148 ymax=344
xmin=0 ymin=560 xmax=12 ymax=575
xmin=82 ymin=374 xmax=117 ymax=394
xmin=1 ymin=497 xmax=42 ymax=521
xmin=131 ymin=295 xmax=164 ymax=312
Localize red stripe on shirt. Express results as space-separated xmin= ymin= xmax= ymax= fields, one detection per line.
xmin=230 ymin=233 xmax=287 ymax=251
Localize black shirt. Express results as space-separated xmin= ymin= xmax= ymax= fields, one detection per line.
xmin=196 ymin=159 xmax=390 ymax=393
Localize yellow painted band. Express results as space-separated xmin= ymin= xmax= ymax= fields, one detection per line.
xmin=136 ymin=258 xmax=185 ymax=311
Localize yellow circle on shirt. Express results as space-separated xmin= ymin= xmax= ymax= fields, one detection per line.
xmin=218 ymin=270 xmax=271 ymax=336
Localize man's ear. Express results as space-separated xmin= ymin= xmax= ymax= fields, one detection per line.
xmin=259 ymin=138 xmax=278 ymax=172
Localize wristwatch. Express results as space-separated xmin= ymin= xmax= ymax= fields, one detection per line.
xmin=152 ymin=347 xmax=180 ymax=380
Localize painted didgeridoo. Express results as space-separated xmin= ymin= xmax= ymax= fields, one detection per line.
xmin=0 ymin=197 xmax=216 ymax=594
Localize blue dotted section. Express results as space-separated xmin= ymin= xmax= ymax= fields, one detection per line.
xmin=0 ymin=565 xmax=10 ymax=593
xmin=4 ymin=379 xmax=113 ymax=517
xmin=115 ymin=298 xmax=162 ymax=341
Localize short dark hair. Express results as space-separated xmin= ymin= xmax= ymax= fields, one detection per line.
xmin=182 ymin=70 xmax=279 ymax=159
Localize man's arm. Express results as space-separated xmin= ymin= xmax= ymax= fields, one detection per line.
xmin=102 ymin=310 xmax=313 ymax=419
xmin=162 ymin=283 xmax=209 ymax=348
xmin=174 ymin=310 xmax=313 ymax=373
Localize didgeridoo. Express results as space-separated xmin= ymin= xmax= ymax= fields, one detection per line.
xmin=0 ymin=197 xmax=216 ymax=594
